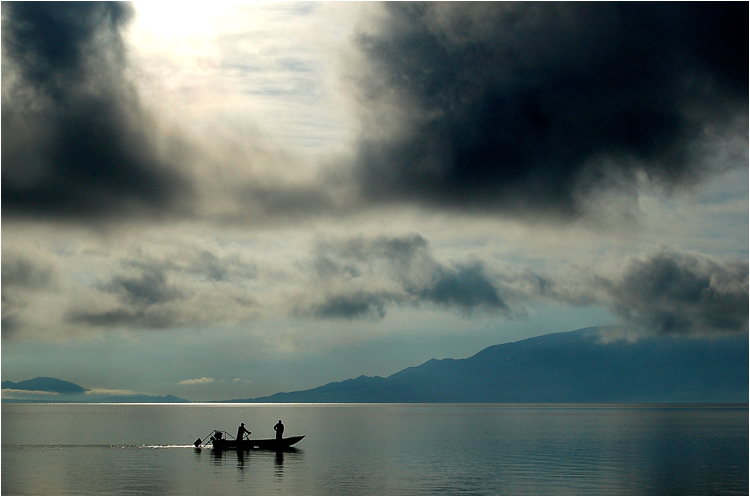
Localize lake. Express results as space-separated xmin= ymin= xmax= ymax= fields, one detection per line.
xmin=1 ymin=403 xmax=747 ymax=495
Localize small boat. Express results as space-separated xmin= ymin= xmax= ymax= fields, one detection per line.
xmin=212 ymin=435 xmax=305 ymax=451
xmin=195 ymin=430 xmax=304 ymax=451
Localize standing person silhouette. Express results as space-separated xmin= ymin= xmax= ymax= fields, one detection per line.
xmin=274 ymin=420 xmax=284 ymax=440
xmin=237 ymin=422 xmax=251 ymax=441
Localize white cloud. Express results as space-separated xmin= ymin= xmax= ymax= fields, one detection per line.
xmin=179 ymin=377 xmax=215 ymax=385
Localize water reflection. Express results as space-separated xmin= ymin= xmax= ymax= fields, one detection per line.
xmin=208 ymin=447 xmax=301 ymax=466
xmin=275 ymin=450 xmax=284 ymax=479
xmin=3 ymin=405 xmax=744 ymax=496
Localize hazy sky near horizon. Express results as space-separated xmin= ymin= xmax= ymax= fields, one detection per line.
xmin=2 ymin=2 xmax=748 ymax=401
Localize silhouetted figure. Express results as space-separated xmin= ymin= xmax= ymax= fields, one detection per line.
xmin=274 ymin=420 xmax=284 ymax=440
xmin=237 ymin=422 xmax=250 ymax=441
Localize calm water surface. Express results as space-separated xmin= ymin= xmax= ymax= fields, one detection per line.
xmin=1 ymin=403 xmax=747 ymax=495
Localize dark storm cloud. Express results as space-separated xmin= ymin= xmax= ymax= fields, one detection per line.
xmin=302 ymin=234 xmax=512 ymax=319
xmin=1 ymin=256 xmax=55 ymax=291
xmin=62 ymin=247 xmax=262 ymax=331
xmin=2 ymin=2 xmax=192 ymax=221
xmin=310 ymin=292 xmax=389 ymax=321
xmin=67 ymin=307 xmax=176 ymax=329
xmin=65 ymin=265 xmax=187 ymax=329
xmin=350 ymin=2 xmax=748 ymax=218
xmin=100 ymin=267 xmax=184 ymax=307
xmin=306 ymin=236 xmax=749 ymax=334
xmin=52 ymin=246 xmax=264 ymax=334
xmin=420 ymin=263 xmax=509 ymax=313
xmin=598 ymin=250 xmax=748 ymax=335
xmin=2 ymin=243 xmax=262 ymax=337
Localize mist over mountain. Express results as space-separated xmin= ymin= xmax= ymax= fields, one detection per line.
xmin=231 ymin=328 xmax=748 ymax=403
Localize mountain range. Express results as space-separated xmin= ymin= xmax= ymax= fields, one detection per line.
xmin=4 ymin=328 xmax=748 ymax=403
xmin=229 ymin=327 xmax=749 ymax=403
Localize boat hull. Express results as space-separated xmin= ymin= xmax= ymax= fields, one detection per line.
xmin=212 ymin=435 xmax=304 ymax=451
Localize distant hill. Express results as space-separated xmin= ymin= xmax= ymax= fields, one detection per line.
xmin=230 ymin=328 xmax=749 ymax=403
xmin=2 ymin=376 xmax=87 ymax=394
xmin=2 ymin=377 xmax=189 ymax=403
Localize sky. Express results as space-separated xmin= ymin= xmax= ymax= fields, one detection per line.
xmin=2 ymin=2 xmax=748 ymax=402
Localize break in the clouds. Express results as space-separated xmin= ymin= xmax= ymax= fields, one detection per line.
xmin=1 ymin=1 xmax=345 ymax=226
xmin=348 ymin=2 xmax=748 ymax=219
xmin=1 ymin=2 xmax=192 ymax=221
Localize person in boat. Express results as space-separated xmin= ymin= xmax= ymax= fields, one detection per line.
xmin=236 ymin=422 xmax=251 ymax=441
xmin=274 ymin=420 xmax=284 ymax=440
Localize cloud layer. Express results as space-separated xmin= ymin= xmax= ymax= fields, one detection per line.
xmin=0 ymin=2 xmax=746 ymax=399
xmin=300 ymin=234 xmax=512 ymax=319
xmin=3 ymin=229 xmax=745 ymax=341
xmin=4 ymin=3 xmax=746 ymax=227
xmin=2 ymin=2 xmax=192 ymax=221
xmin=347 ymin=3 xmax=748 ymax=219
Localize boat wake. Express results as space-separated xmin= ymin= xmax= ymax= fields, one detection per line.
xmin=141 ymin=444 xmax=198 ymax=449
xmin=4 ymin=444 xmax=201 ymax=450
